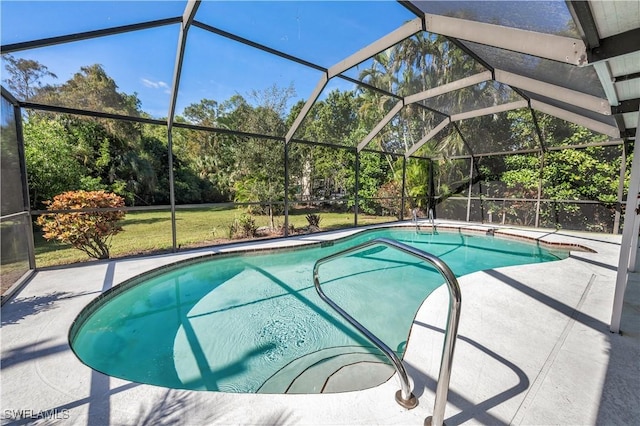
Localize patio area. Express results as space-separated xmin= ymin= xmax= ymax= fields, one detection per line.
xmin=2 ymin=1 xmax=640 ymax=424
xmin=2 ymin=222 xmax=638 ymax=425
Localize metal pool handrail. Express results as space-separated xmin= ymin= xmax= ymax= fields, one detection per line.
xmin=428 ymin=208 xmax=436 ymax=234
xmin=312 ymin=237 xmax=462 ymax=425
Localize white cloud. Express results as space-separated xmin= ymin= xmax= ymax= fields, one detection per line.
xmin=141 ymin=78 xmax=170 ymax=90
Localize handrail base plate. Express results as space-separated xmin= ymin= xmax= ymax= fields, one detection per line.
xmin=395 ymin=390 xmax=418 ymax=409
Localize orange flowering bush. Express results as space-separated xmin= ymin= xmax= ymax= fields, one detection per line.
xmin=36 ymin=190 xmax=126 ymax=260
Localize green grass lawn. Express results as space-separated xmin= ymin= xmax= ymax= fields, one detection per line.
xmin=33 ymin=207 xmax=397 ymax=268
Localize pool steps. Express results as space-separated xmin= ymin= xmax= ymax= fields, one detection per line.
xmin=258 ymin=346 xmax=391 ymax=394
xmin=321 ymin=360 xmax=394 ymax=393
xmin=289 ymin=353 xmax=392 ymax=394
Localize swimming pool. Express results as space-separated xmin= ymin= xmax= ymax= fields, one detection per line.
xmin=70 ymin=227 xmax=568 ymax=394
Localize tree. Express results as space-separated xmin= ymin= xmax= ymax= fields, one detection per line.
xmin=225 ymin=85 xmax=296 ymax=226
xmin=403 ymin=158 xmax=431 ymax=210
xmin=24 ymin=63 xmax=174 ymax=206
xmin=178 ymin=99 xmax=236 ymax=201
xmin=353 ymin=152 xmax=391 ymax=214
xmin=2 ymin=54 xmax=57 ymax=101
xmin=287 ymin=90 xmax=363 ymax=206
xmin=35 ymin=64 xmax=139 ymax=118
xmin=23 ymin=117 xmax=87 ymax=208
xmin=232 ymin=137 xmax=285 ymax=228
xmin=36 ymin=190 xmax=126 ymax=259
xmin=496 ymin=110 xmax=621 ymax=229
xmin=376 ymin=180 xmax=403 ymax=218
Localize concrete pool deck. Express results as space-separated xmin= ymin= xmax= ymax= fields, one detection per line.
xmin=1 ymin=221 xmax=639 ymax=425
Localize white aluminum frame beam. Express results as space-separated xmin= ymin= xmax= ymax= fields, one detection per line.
xmin=592 ymin=62 xmax=620 ymax=107
xmin=356 ymin=72 xmax=492 ymax=154
xmin=357 ymin=100 xmax=404 ymax=152
xmin=404 ymin=71 xmax=493 ymax=105
xmin=166 ymin=0 xmax=200 ymax=252
xmin=451 ymin=100 xmax=528 ymax=122
xmin=405 ymin=117 xmax=450 ymax=158
xmin=423 ymin=13 xmax=588 ymax=66
xmin=495 ymin=69 xmax=610 ymax=115
xmin=284 ymin=74 xmax=328 ymax=143
xmin=285 ymin=17 xmax=422 ymax=144
xmin=167 ymin=0 xmax=200 ymax=127
xmin=328 ymin=17 xmax=423 ymax=78
xmin=530 ymin=100 xmax=620 ymax=138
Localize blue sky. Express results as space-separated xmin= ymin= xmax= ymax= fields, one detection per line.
xmin=1 ymin=1 xmax=416 ymax=118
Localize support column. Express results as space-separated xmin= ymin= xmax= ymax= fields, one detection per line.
xmin=614 ymin=144 xmax=627 ymax=234
xmin=611 ymin=117 xmax=640 ymax=333
xmin=167 ymin=129 xmax=177 ymax=251
xmin=466 ymin=157 xmax=473 ymax=222
xmin=629 ymin=201 xmax=640 ymax=272
xmin=535 ymin=151 xmax=544 ymax=228
xmin=14 ymin=104 xmax=36 ymax=269
xmin=284 ymin=142 xmax=290 ymax=237
xmin=429 ymin=159 xmax=436 ymax=218
xmin=401 ymin=156 xmax=407 ymax=221
xmin=627 ymin=136 xmax=640 ymax=267
xmin=354 ymin=150 xmax=360 ymax=227
xmin=166 ymin=0 xmax=200 ymax=252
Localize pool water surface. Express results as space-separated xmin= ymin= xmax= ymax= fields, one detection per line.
xmin=70 ymin=228 xmax=567 ymax=393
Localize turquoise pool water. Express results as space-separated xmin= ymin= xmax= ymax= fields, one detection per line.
xmin=70 ymin=228 xmax=567 ymax=393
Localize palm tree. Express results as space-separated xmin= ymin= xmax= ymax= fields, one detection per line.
xmin=395 ymin=32 xmax=441 ymax=94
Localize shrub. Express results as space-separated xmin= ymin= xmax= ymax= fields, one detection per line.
xmin=306 ymin=213 xmax=322 ymax=230
xmin=376 ymin=181 xmax=403 ymax=219
xmin=230 ymin=213 xmax=258 ymax=239
xmin=36 ymin=190 xmax=126 ymax=260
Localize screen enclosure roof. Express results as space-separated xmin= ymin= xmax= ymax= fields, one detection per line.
xmin=1 ymin=0 xmax=638 ymax=158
